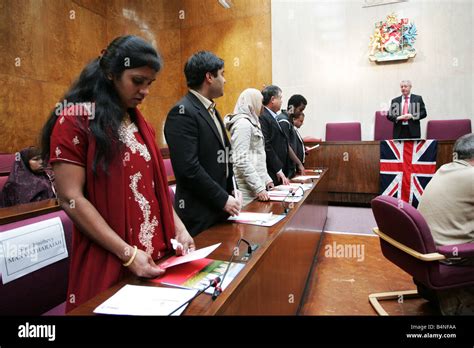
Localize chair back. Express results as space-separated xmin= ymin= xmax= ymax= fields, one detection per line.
xmin=325 ymin=122 xmax=361 ymax=141
xmin=374 ymin=111 xmax=393 ymax=140
xmin=426 ymin=119 xmax=472 ymax=140
xmin=371 ymin=195 xmax=438 ymax=284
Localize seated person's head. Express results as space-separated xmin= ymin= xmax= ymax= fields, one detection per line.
xmin=454 ymin=133 xmax=474 ymax=165
xmin=21 ymin=147 xmax=44 ymax=174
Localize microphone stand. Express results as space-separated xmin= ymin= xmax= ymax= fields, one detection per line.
xmin=281 ymin=185 xmax=305 ymax=214
xmin=168 ymin=277 xmax=221 ymax=316
xmin=212 ymin=238 xmax=256 ymax=301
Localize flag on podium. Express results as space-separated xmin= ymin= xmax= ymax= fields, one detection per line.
xmin=380 ymin=140 xmax=437 ymax=208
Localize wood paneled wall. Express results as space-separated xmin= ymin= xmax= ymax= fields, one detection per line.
xmin=0 ymin=0 xmax=272 ymax=152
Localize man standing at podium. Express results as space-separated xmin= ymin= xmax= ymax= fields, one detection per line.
xmin=388 ymin=80 xmax=427 ymax=139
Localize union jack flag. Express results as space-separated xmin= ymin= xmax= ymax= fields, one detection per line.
xmin=380 ymin=140 xmax=438 ymax=208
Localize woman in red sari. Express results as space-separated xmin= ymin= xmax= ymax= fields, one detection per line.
xmin=41 ymin=35 xmax=195 ymax=312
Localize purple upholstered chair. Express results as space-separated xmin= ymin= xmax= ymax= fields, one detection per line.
xmin=0 ymin=210 xmax=73 ymax=315
xmin=369 ymin=195 xmax=474 ymax=315
xmin=0 ymin=153 xmax=15 ymax=173
xmin=374 ymin=111 xmax=393 ymax=141
xmin=168 ymin=185 xmax=176 ymax=205
xmin=325 ymin=122 xmax=361 ymax=141
xmin=426 ymin=119 xmax=472 ymax=140
xmin=163 ymin=158 xmax=174 ymax=177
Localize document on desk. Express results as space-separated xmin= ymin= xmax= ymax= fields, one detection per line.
xmin=273 ymin=183 xmax=313 ymax=192
xmin=306 ymin=144 xmax=320 ymax=151
xmin=93 ymin=285 xmax=198 ymax=316
xmin=291 ymin=175 xmax=320 ymax=182
xmin=228 ymin=212 xmax=285 ymax=226
xmin=268 ymin=190 xmax=303 ymax=197
xmin=158 ymin=243 xmax=221 ymax=269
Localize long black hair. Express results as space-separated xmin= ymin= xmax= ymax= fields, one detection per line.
xmin=41 ymin=35 xmax=162 ymax=173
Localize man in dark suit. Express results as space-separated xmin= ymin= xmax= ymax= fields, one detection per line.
xmin=260 ymin=85 xmax=302 ymax=185
xmin=277 ymin=94 xmax=307 ymax=175
xmin=387 ymin=80 xmax=427 ymax=139
xmin=164 ymin=51 xmax=242 ymax=236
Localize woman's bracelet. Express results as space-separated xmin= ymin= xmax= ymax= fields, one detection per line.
xmin=123 ymin=245 xmax=138 ymax=267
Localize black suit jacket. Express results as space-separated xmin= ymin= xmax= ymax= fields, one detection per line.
xmin=276 ymin=110 xmax=297 ymax=177
xmin=387 ymin=94 xmax=427 ymax=139
xmin=164 ymin=92 xmax=233 ymax=236
xmin=294 ymin=128 xmax=305 ymax=165
xmin=260 ymin=107 xmax=290 ymax=184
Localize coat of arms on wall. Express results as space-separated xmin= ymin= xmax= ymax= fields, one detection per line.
xmin=368 ymin=13 xmax=417 ymax=62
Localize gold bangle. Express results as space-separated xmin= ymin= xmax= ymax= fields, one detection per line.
xmin=123 ymin=245 xmax=138 ymax=267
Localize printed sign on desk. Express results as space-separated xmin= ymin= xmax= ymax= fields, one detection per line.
xmin=0 ymin=217 xmax=68 ymax=284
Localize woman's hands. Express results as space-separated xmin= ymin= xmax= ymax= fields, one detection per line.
xmin=127 ymin=248 xmax=165 ymax=278
xmin=174 ymin=230 xmax=196 ymax=256
xmin=256 ymin=190 xmax=270 ymax=201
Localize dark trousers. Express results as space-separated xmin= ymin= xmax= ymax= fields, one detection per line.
xmin=398 ymin=125 xmax=418 ymax=139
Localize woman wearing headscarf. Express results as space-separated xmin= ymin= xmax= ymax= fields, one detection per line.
xmin=1 ymin=146 xmax=56 ymax=207
xmin=224 ymin=88 xmax=274 ymax=206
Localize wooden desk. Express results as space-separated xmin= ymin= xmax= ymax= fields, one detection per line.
xmin=304 ymin=140 xmax=454 ymax=205
xmin=69 ymin=168 xmax=329 ymax=315
xmin=0 ymin=199 xmax=60 ymax=226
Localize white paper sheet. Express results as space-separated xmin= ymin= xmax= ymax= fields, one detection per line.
xmin=273 ymin=183 xmax=312 ymax=192
xmin=158 ymin=243 xmax=221 ymax=269
xmin=93 ymin=285 xmax=198 ymax=316
xmin=268 ymin=195 xmax=303 ymax=203
xmin=268 ymin=190 xmax=303 ymax=198
xmin=291 ymin=175 xmax=320 ymax=182
xmin=228 ymin=212 xmax=286 ymax=226
xmin=306 ymin=144 xmax=320 ymax=151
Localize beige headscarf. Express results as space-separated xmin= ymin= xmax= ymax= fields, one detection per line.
xmin=232 ymin=88 xmax=263 ymax=125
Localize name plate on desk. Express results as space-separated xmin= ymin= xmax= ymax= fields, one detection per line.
xmin=0 ymin=217 xmax=68 ymax=284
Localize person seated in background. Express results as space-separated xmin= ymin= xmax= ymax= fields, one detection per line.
xmin=0 ymin=146 xmax=56 ymax=207
xmin=418 ymin=133 xmax=474 ymax=315
xmin=277 ymin=94 xmax=307 ymax=170
xmin=224 ymin=88 xmax=274 ymax=206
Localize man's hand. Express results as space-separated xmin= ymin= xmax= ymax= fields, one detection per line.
xmin=224 ymin=194 xmax=241 ymax=216
xmin=397 ymin=114 xmax=413 ymax=121
xmin=297 ymin=164 xmax=305 ymax=175
xmin=233 ymin=189 xmax=243 ymax=207
xmin=256 ymin=190 xmax=270 ymax=201
xmin=277 ymin=171 xmax=290 ymax=185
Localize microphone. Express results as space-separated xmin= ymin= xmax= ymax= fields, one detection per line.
xmin=281 ymin=185 xmax=304 ymax=214
xmin=168 ymin=276 xmax=221 ymax=316
xmin=212 ymin=238 xmax=257 ymax=301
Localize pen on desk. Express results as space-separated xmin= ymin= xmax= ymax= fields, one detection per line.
xmin=232 ymin=175 xmax=237 ymax=194
xmin=232 ymin=175 xmax=242 ymax=214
